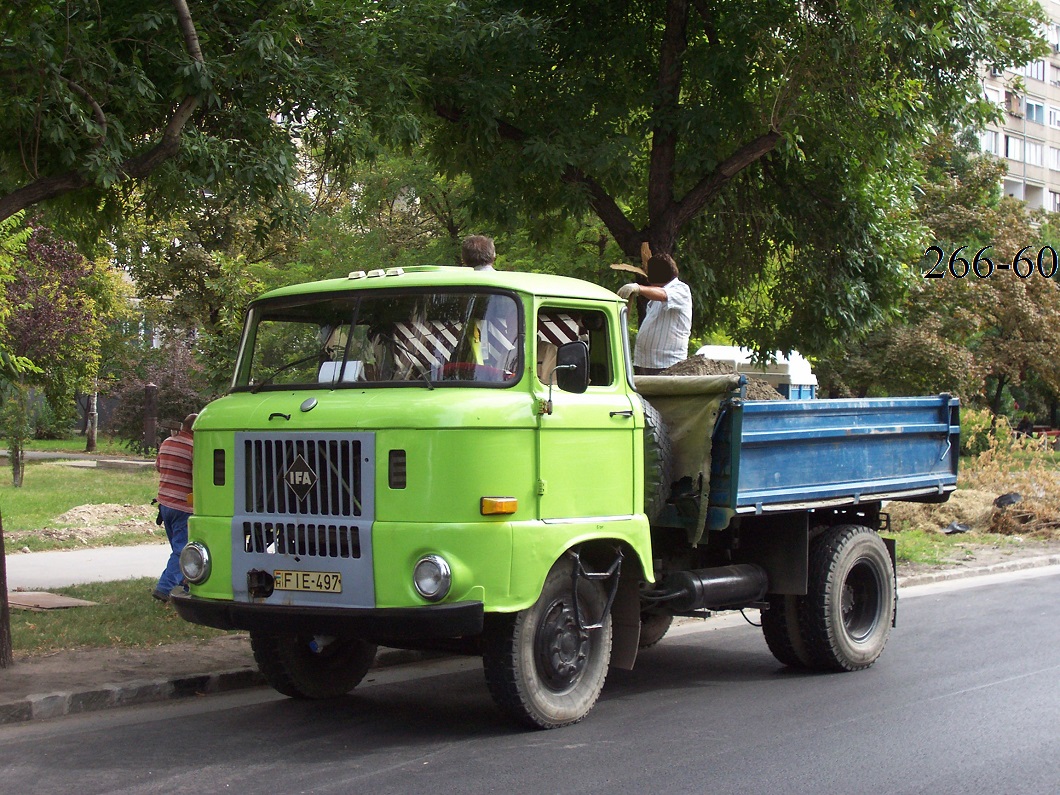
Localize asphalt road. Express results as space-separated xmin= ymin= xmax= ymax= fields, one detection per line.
xmin=1 ymin=568 xmax=1057 ymax=795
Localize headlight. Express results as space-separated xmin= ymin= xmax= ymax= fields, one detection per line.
xmin=413 ymin=555 xmax=451 ymax=602
xmin=180 ymin=542 xmax=211 ymax=584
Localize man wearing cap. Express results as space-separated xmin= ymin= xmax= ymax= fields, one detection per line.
xmin=617 ymin=253 xmax=693 ymax=375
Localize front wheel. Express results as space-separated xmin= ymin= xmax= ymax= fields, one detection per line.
xmin=482 ymin=557 xmax=612 ymax=729
xmin=250 ymin=632 xmax=377 ymax=699
xmin=799 ymin=525 xmax=895 ymax=672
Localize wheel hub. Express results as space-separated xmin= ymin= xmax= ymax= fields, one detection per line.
xmin=536 ymin=599 xmax=590 ymax=692
xmin=841 ymin=560 xmax=882 ymax=642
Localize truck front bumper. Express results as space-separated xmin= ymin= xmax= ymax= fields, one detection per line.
xmin=171 ymin=593 xmax=484 ymax=640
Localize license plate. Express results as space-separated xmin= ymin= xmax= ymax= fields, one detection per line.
xmin=273 ymin=570 xmax=342 ymax=593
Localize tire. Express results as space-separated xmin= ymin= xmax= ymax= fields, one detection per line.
xmin=761 ymin=594 xmax=812 ymax=668
xmin=482 ymin=557 xmax=613 ymax=729
xmin=638 ymin=611 xmax=673 ymax=649
xmin=641 ymin=398 xmax=673 ymax=522
xmin=799 ymin=525 xmax=895 ymax=672
xmin=250 ymin=632 xmax=377 ymax=699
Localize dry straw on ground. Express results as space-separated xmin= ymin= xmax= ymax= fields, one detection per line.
xmin=889 ymin=421 xmax=1060 ymax=539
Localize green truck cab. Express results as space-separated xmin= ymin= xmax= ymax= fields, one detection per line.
xmin=173 ymin=265 xmax=959 ymax=729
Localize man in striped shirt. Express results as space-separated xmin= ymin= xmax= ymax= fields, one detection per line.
xmin=152 ymin=413 xmax=197 ymax=602
xmin=617 ymin=253 xmax=693 ymax=375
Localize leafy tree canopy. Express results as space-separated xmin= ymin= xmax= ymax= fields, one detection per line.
xmin=0 ymin=0 xmax=416 ymax=228
xmin=818 ymin=133 xmax=1060 ymax=419
xmin=360 ymin=0 xmax=1046 ymax=352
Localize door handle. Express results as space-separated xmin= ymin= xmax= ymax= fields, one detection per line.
xmin=609 ymin=410 xmax=634 ymax=418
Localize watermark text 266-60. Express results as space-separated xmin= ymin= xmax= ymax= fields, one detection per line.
xmin=923 ymin=245 xmax=1059 ymax=279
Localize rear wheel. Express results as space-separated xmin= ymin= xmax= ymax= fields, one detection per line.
xmin=799 ymin=525 xmax=895 ymax=671
xmin=761 ymin=595 xmax=812 ymax=668
xmin=638 ymin=611 xmax=673 ymax=649
xmin=483 ymin=557 xmax=612 ymax=729
xmin=250 ymin=632 xmax=377 ymax=699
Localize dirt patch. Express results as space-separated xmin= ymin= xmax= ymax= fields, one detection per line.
xmin=6 ymin=503 xmax=160 ymax=548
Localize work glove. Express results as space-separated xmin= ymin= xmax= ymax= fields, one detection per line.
xmin=617 ymin=283 xmax=641 ymax=300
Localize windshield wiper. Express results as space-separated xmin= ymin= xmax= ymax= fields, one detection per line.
xmin=249 ymin=350 xmax=325 ymax=393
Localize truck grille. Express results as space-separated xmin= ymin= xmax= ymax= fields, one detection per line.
xmin=243 ymin=521 xmax=361 ymax=559
xmin=239 ymin=434 xmax=368 ymax=518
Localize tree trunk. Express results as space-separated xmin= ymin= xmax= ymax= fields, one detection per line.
xmin=10 ymin=438 xmax=23 ymax=488
xmin=991 ymin=375 xmax=1008 ymax=419
xmin=85 ymin=391 xmax=98 ymax=453
xmin=0 ymin=511 xmax=13 ymax=668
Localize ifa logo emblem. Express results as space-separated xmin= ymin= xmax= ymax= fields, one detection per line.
xmin=283 ymin=454 xmax=317 ymax=501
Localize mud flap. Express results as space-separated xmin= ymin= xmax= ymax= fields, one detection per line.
xmin=609 ymin=569 xmax=642 ymax=670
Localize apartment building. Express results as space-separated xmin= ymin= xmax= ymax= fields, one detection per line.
xmin=981 ymin=6 xmax=1060 ymax=211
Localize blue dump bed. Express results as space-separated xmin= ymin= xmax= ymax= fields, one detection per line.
xmin=709 ymin=394 xmax=960 ymax=525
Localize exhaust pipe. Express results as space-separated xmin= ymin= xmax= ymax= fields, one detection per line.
xmin=660 ymin=564 xmax=769 ymax=612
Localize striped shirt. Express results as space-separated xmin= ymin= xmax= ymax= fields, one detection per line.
xmin=156 ymin=430 xmax=194 ymax=511
xmin=633 ymin=278 xmax=693 ymax=369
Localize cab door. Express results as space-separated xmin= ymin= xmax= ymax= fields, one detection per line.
xmin=535 ymin=303 xmax=637 ymax=520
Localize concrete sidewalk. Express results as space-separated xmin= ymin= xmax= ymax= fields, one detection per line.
xmin=1 ymin=554 xmax=1057 ymax=727
xmin=4 ymin=543 xmax=166 ymax=590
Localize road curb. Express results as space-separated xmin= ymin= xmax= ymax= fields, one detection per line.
xmin=897 ymin=553 xmax=1060 ymax=587
xmin=0 ymin=647 xmax=437 ymax=727
xmin=3 ymin=556 xmax=1058 ymax=727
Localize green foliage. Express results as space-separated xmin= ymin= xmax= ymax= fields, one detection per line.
xmin=105 ymin=339 xmax=212 ymax=454
xmin=960 ymin=406 xmax=1001 ymax=457
xmin=0 ymin=0 xmax=408 ymax=225
xmin=375 ymin=0 xmax=1048 ymax=352
xmin=819 ymin=132 xmax=1060 ymax=416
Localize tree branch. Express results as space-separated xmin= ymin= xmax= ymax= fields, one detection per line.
xmin=60 ymin=77 xmax=107 ymax=141
xmin=434 ymin=104 xmax=642 ymax=255
xmin=689 ymin=0 xmax=719 ymax=46
xmin=646 ymin=0 xmax=689 ymax=224
xmin=0 ymin=0 xmax=206 ymax=222
xmin=670 ymin=130 xmax=781 ymax=230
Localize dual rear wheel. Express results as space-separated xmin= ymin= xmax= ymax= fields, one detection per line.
xmin=762 ymin=524 xmax=895 ymax=671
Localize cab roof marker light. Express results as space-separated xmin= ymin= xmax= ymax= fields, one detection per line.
xmin=385 ymin=268 xmax=405 ymax=277
xmin=367 ymin=269 xmax=385 ymax=278
xmin=481 ymin=497 xmax=518 ymax=515
xmin=348 ymin=270 xmax=367 ymax=279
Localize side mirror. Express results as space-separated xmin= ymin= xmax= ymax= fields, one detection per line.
xmin=554 ymin=341 xmax=589 ymax=394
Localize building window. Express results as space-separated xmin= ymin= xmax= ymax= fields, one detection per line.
xmin=1049 ymin=106 xmax=1060 ymax=128
xmin=1021 ymin=60 xmax=1046 ymax=81
xmin=1006 ymin=135 xmax=1023 ymax=161
xmin=981 ymin=130 xmax=1001 ymax=156
xmin=1027 ymin=100 xmax=1045 ymax=124
xmin=1051 ymin=192 xmax=1060 ymax=213
xmin=1005 ymin=91 xmax=1023 ymax=117
xmin=985 ymin=87 xmax=1001 ymax=107
xmin=1026 ymin=140 xmax=1044 ymax=166
xmin=1049 ymin=147 xmax=1060 ymax=171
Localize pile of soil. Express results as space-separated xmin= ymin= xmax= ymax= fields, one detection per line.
xmin=660 ymin=355 xmax=785 ymax=400
xmin=7 ymin=503 xmax=160 ymax=548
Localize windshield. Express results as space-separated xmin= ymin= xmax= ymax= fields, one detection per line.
xmin=232 ymin=289 xmax=523 ymax=391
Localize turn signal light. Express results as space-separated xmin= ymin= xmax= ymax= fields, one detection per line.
xmin=481 ymin=497 xmax=518 ymax=515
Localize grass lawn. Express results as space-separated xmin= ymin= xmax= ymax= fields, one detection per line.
xmin=883 ymin=527 xmax=1027 ymax=566
xmin=0 ymin=461 xmax=156 ymax=537
xmin=10 ymin=578 xmax=233 ymax=655
xmin=4 ymin=434 xmax=137 ymax=457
